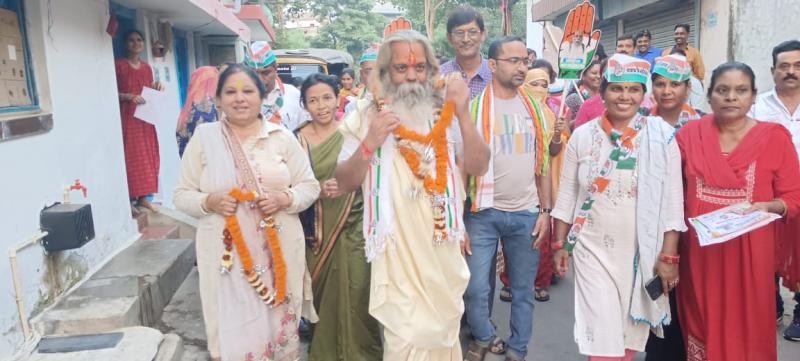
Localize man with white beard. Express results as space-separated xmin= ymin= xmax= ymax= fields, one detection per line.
xmin=335 ymin=30 xmax=490 ymax=360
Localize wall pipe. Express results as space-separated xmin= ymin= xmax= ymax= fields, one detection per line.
xmin=8 ymin=231 xmax=48 ymax=340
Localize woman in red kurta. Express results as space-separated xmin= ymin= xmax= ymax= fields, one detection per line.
xmin=116 ymin=30 xmax=161 ymax=213
xmin=675 ymin=63 xmax=800 ymax=361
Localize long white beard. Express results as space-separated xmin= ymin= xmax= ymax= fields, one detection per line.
xmin=386 ymin=82 xmax=434 ymax=109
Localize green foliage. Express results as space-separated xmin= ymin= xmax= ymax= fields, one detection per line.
xmin=390 ymin=0 xmax=529 ymax=57
xmin=286 ymin=0 xmax=386 ymax=61
xmin=274 ymin=28 xmax=311 ymax=49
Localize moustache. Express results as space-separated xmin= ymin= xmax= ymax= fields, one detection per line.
xmin=784 ymin=74 xmax=799 ymax=81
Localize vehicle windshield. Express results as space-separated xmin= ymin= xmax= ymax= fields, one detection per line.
xmin=277 ymin=64 xmax=326 ymax=87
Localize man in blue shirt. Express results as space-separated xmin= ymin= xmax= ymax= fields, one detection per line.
xmin=634 ymin=30 xmax=661 ymax=67
xmin=440 ymin=6 xmax=492 ymax=99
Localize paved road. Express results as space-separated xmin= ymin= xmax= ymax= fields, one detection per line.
xmin=161 ymin=267 xmax=800 ymax=360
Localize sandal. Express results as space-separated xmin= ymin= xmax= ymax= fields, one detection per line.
xmin=487 ymin=335 xmax=507 ymax=355
xmin=534 ymin=288 xmax=550 ymax=302
xmin=464 ymin=341 xmax=488 ymax=361
xmin=499 ymin=286 xmax=512 ymax=302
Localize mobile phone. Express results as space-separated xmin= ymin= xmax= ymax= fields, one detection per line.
xmin=645 ymin=275 xmax=663 ymax=300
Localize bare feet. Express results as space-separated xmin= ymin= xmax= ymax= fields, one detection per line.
xmin=137 ymin=197 xmax=159 ymax=213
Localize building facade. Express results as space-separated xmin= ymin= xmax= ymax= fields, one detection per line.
xmin=0 ymin=0 xmax=273 ymax=357
xmin=531 ymin=0 xmax=800 ymax=92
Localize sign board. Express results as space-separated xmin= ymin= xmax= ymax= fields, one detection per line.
xmin=557 ymin=1 xmax=602 ymax=79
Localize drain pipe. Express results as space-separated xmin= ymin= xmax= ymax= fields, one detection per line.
xmin=9 ymin=231 xmax=48 ymax=340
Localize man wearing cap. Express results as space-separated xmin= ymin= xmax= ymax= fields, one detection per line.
xmin=649 ymin=54 xmax=702 ymax=132
xmin=634 ymin=30 xmax=662 ymax=68
xmin=553 ymin=54 xmax=685 ymax=360
xmin=344 ymin=44 xmax=380 ymax=117
xmin=244 ymin=41 xmax=305 ymax=131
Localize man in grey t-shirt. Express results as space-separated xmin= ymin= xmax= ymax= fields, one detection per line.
xmin=463 ymin=36 xmax=553 ymax=361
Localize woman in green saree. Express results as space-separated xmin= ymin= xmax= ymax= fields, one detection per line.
xmin=295 ymin=74 xmax=382 ymax=360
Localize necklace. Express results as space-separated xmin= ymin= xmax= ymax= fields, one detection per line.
xmin=393 ymin=101 xmax=454 ymax=195
xmin=222 ymin=188 xmax=288 ymax=305
xmin=393 ymin=101 xmax=455 ymax=242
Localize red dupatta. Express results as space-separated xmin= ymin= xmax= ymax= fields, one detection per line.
xmin=680 ymin=114 xmax=776 ymax=189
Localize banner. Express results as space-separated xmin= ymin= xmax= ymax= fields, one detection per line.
xmin=558 ymin=1 xmax=601 ymax=79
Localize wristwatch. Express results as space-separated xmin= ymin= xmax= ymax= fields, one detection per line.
xmin=540 ymin=208 xmax=552 ymax=214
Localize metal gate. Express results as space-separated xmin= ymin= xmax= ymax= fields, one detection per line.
xmin=597 ymin=20 xmax=617 ymax=58
xmin=624 ymin=0 xmax=697 ymax=52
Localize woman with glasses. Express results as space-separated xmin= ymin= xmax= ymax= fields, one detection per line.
xmin=676 ymin=62 xmax=800 ymax=361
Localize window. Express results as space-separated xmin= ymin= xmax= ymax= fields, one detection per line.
xmin=0 ymin=0 xmax=36 ymax=113
xmin=0 ymin=0 xmax=51 ymax=143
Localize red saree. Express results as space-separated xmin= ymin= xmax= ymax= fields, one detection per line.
xmin=675 ymin=115 xmax=800 ymax=361
xmin=115 ymin=58 xmax=160 ymax=198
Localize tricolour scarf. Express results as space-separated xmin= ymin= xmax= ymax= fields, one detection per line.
xmin=358 ymin=103 xmax=463 ymax=261
xmin=467 ymin=84 xmax=549 ymax=212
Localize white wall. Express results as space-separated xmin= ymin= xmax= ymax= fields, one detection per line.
xmin=0 ymin=0 xmax=138 ymax=356
xmin=731 ymin=0 xmax=800 ymax=94
xmin=526 ymin=0 xmax=544 ymax=55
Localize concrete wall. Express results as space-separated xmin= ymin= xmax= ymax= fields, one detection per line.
xmin=698 ymin=0 xmax=731 ymax=86
xmin=731 ymin=0 xmax=800 ymax=94
xmin=0 ymin=0 xmax=139 ymax=356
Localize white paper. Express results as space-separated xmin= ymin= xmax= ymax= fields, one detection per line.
xmin=689 ymin=201 xmax=781 ymax=247
xmin=133 ymin=87 xmax=169 ymax=126
xmin=8 ymin=45 xmax=16 ymax=61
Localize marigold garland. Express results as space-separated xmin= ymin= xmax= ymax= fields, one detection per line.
xmin=222 ymin=188 xmax=288 ymax=305
xmin=393 ymin=100 xmax=455 ymax=195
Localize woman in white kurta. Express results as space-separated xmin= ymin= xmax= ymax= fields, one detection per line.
xmin=551 ymin=54 xmax=686 ymax=361
xmin=174 ymin=64 xmax=319 ymax=361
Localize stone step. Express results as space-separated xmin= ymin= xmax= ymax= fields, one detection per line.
xmin=154 ymin=334 xmax=184 ymax=361
xmin=33 ymin=239 xmax=196 ymax=336
xmin=140 ymin=225 xmax=180 ymax=241
xmin=22 ymin=327 xmax=163 ymax=361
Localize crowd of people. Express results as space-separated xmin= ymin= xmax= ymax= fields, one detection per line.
xmin=113 ymin=5 xmax=800 ymax=361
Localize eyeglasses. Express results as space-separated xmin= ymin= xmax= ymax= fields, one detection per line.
xmin=494 ymin=57 xmax=531 ymax=67
xmin=392 ymin=63 xmax=429 ymax=74
xmin=451 ymin=29 xmax=482 ymax=39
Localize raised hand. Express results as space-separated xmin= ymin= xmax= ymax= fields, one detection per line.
xmin=558 ymin=1 xmax=602 ymax=79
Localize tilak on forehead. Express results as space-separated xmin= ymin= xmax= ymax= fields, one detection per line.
xmin=406 ymin=41 xmax=417 ymax=65
xmin=235 ymin=79 xmax=243 ymax=91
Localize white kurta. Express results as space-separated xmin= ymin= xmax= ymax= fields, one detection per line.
xmin=338 ymin=101 xmax=469 ymax=361
xmin=552 ymin=117 xmax=684 ymax=356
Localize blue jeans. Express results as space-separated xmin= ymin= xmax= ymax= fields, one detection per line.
xmin=464 ymin=208 xmax=540 ymax=357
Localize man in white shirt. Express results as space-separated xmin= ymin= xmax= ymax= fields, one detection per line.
xmin=243 ymin=41 xmax=305 ymax=131
xmin=749 ymin=39 xmax=800 ymax=342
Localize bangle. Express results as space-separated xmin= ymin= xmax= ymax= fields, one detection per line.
xmin=551 ymin=240 xmax=564 ymax=251
xmin=359 ymin=141 xmax=374 ymax=160
xmin=659 ymin=252 xmax=680 ymax=264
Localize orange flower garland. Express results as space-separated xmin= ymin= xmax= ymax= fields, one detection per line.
xmin=393 ymin=100 xmax=455 ymax=195
xmin=223 ymin=188 xmax=287 ymax=305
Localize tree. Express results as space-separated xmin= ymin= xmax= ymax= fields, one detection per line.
xmin=275 ymin=28 xmax=310 ymax=49
xmin=287 ymin=0 xmax=386 ymax=59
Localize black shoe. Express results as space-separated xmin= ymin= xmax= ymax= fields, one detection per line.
xmin=785 ymin=315 xmax=800 ymax=341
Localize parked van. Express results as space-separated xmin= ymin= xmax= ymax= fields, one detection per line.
xmin=275 ymin=49 xmax=354 ymax=87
